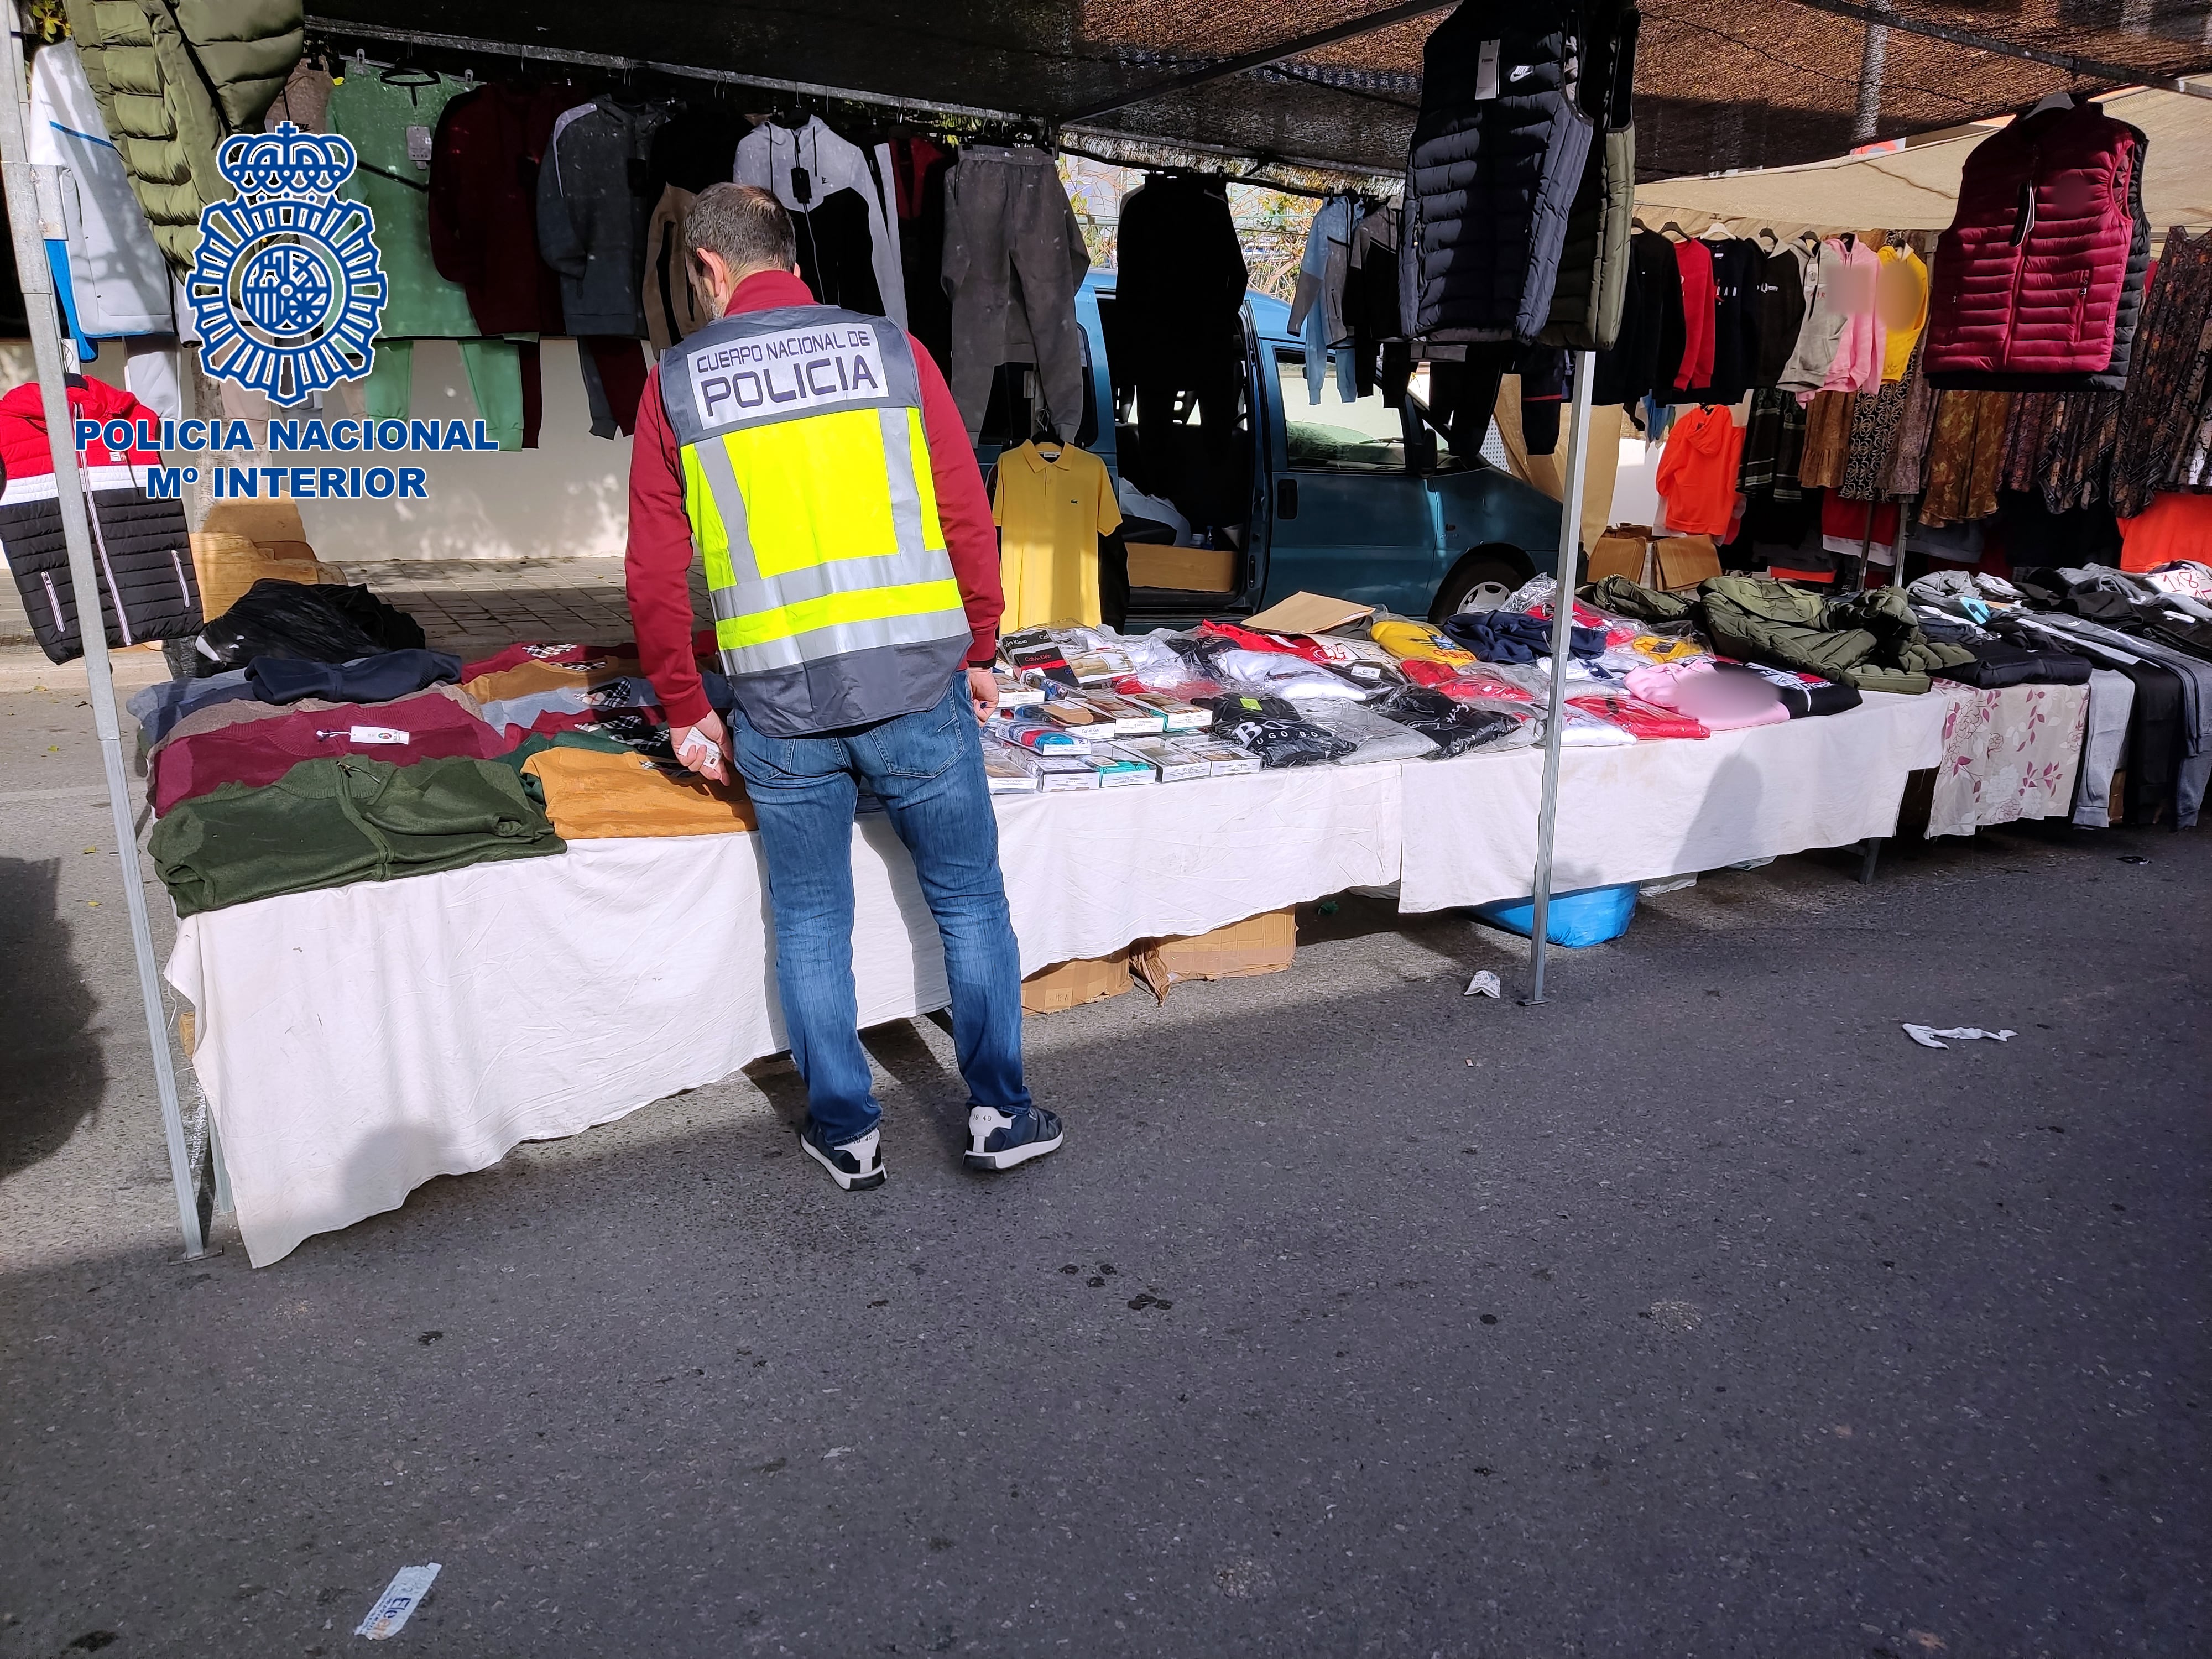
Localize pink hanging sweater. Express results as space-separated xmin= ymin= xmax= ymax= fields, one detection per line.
xmin=1819 ymin=238 xmax=1886 ymax=394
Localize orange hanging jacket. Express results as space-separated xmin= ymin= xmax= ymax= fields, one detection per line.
xmin=1655 ymin=405 xmax=1745 ymax=539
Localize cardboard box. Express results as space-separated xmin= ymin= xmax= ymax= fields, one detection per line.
xmin=1128 ymin=542 xmax=1238 ymax=593
xmin=1587 ymin=525 xmax=1652 ymax=585
xmin=1245 ymin=591 xmax=1374 ymax=633
xmin=1021 ymin=951 xmax=1134 ymax=1014
xmin=1130 ymin=909 xmax=1296 ymax=1001
xmin=1654 ymin=534 xmax=1721 ymax=590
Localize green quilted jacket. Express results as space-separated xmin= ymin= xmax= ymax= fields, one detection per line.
xmin=62 ymin=0 xmax=303 ymax=270
xmin=1698 ymin=575 xmax=1974 ymax=695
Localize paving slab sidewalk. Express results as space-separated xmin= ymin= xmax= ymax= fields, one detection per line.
xmin=0 ymin=555 xmax=709 ymax=691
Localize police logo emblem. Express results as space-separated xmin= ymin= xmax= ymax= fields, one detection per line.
xmin=188 ymin=122 xmax=387 ymax=401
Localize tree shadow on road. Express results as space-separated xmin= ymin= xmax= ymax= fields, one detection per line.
xmin=0 ymin=856 xmax=107 ymax=1177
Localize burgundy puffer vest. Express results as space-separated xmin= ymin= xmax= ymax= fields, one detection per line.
xmin=1924 ymin=97 xmax=2151 ymax=390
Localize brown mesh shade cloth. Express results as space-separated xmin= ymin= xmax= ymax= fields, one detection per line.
xmin=307 ymin=0 xmax=2212 ymax=178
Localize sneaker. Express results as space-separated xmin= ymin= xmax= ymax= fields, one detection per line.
xmin=964 ymin=1105 xmax=1063 ymax=1172
xmin=799 ymin=1121 xmax=885 ymax=1191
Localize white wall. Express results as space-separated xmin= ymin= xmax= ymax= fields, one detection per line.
xmin=9 ymin=336 xmax=639 ymax=564
xmin=1608 ymin=428 xmax=1662 ymax=530
xmin=294 ymin=339 xmax=634 ymax=563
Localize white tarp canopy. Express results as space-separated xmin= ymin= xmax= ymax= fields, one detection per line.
xmin=1631 ymin=87 xmax=2212 ymax=237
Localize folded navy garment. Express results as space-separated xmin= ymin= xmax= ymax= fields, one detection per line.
xmin=1438 ymin=608 xmax=1606 ymax=664
xmin=127 ymin=670 xmax=254 ymax=745
xmin=247 ymin=649 xmax=463 ymax=706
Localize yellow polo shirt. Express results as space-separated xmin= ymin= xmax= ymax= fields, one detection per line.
xmin=992 ymin=441 xmax=1121 ymax=629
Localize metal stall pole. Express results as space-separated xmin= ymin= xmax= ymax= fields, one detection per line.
xmin=2 ymin=7 xmax=210 ymax=1258
xmin=1521 ymin=349 xmax=1597 ymax=1005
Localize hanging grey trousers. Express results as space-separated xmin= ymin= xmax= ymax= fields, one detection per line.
xmin=2070 ymin=667 xmax=2136 ymax=828
xmin=941 ymin=145 xmax=1091 ymax=442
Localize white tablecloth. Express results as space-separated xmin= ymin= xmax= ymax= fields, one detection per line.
xmin=167 ymin=765 xmax=1401 ymax=1266
xmin=168 ymin=696 xmax=1954 ymax=1266
xmin=1395 ymin=693 xmax=1949 ymax=913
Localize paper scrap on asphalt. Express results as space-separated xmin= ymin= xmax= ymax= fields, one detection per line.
xmin=356 ymin=1563 xmax=440 ymax=1640
xmin=1464 ymin=970 xmax=1501 ymax=999
xmin=1902 ymin=1025 xmax=2016 ymax=1050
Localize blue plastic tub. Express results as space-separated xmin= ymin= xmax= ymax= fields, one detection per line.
xmin=1469 ymin=882 xmax=1639 ymax=947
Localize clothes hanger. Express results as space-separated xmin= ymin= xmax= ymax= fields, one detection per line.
xmin=378 ymin=47 xmax=437 ymax=89
xmin=1658 ymin=220 xmax=1687 ymax=242
xmin=2027 ymin=90 xmax=2077 ymax=117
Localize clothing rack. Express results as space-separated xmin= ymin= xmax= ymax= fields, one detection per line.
xmin=303 ymin=15 xmax=1029 ymax=126
xmin=1057 ymin=142 xmax=1385 ymax=202
xmin=303 ymin=15 xmax=1389 ymax=196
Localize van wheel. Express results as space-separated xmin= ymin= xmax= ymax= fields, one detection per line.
xmin=1430 ymin=547 xmax=1536 ymax=622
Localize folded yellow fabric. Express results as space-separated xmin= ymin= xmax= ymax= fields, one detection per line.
xmin=520 ymin=745 xmax=756 ymax=838
xmin=462 ymin=657 xmax=643 ymax=703
xmin=1370 ymin=619 xmax=1476 ymax=665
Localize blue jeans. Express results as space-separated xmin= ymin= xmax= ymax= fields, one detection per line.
xmin=733 ymin=678 xmax=1032 ymax=1146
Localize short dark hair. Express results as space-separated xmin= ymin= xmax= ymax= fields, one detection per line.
xmin=685 ymin=183 xmax=797 ymax=276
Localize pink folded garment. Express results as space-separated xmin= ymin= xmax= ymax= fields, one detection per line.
xmin=1625 ymin=660 xmax=1790 ymax=730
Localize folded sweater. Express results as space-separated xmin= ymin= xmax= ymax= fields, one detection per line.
xmin=150 ymin=755 xmax=563 ymax=917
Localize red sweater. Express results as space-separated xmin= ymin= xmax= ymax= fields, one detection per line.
xmin=1671 ymin=238 xmax=1716 ymax=393
xmin=625 ymin=270 xmax=1003 ymax=729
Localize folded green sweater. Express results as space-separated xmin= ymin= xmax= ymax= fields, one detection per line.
xmin=151 ymin=754 xmax=565 ymax=917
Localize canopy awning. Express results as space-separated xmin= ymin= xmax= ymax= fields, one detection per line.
xmin=1632 ymin=86 xmax=2212 ymax=235
xmin=305 ymin=0 xmax=2212 ymax=181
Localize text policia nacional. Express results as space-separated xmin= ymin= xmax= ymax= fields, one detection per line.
xmin=76 ymin=416 xmax=505 ymax=500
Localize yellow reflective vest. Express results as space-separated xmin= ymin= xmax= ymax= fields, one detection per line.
xmin=659 ymin=304 xmax=972 ymax=737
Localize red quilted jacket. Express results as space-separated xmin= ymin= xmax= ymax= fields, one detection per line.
xmin=1924 ymin=97 xmax=2150 ymax=389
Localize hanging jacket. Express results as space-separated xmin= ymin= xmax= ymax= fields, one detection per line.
xmin=1681 ymin=238 xmax=1761 ymax=401
xmin=735 ymin=118 xmax=906 ymax=331
xmin=537 ymin=96 xmax=673 ymax=336
xmin=1876 ymin=245 xmax=1929 ymax=382
xmin=1670 ymin=238 xmax=1715 ymax=393
xmin=331 ymin=71 xmax=483 ymax=340
xmin=1924 ymin=96 xmax=2152 ymax=391
xmin=1819 ymin=237 xmax=1884 ymax=393
xmin=642 ymin=185 xmax=712 ymax=352
xmin=1289 ymin=197 xmax=1357 ymax=403
xmin=429 ymin=80 xmax=586 ymax=337
xmin=1400 ymin=0 xmax=1595 ymax=344
xmin=1538 ymin=1 xmax=1639 ymax=352
xmin=1653 ymin=403 xmax=1744 ymax=536
xmin=1777 ymin=237 xmax=1849 ymax=396
xmin=0 ymin=378 xmax=201 ymax=664
xmin=28 ymin=43 xmax=173 ymax=341
xmin=1750 ymin=244 xmax=1808 ymax=387
xmin=60 ymin=0 xmax=302 ymax=271
xmin=1594 ymin=228 xmax=1684 ymax=406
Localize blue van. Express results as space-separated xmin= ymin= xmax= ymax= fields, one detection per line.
xmin=975 ymin=274 xmax=1564 ymax=625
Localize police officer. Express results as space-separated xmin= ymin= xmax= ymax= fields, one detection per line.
xmin=625 ymin=184 xmax=1059 ymax=1191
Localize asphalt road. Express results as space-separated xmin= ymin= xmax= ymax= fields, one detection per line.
xmin=1 ymin=680 xmax=2206 ymax=1658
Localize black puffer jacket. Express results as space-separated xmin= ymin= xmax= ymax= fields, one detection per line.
xmin=0 ymin=379 xmax=200 ymax=665
xmin=1400 ymin=0 xmax=1595 ymax=345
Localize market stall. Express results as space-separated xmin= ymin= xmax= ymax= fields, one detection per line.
xmin=9 ymin=0 xmax=2211 ymax=1266
xmin=174 ymin=688 xmax=1970 ymax=1266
